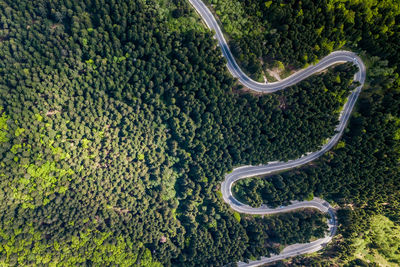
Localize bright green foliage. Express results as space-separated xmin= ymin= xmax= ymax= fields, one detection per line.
xmin=140 ymin=249 xmax=163 ymax=267
xmin=14 ymin=127 xmax=25 ymax=137
xmin=207 ymin=0 xmax=264 ymax=79
xmin=233 ymin=212 xmax=241 ymax=222
xmin=335 ymin=141 xmax=346 ymax=149
xmin=81 ymin=138 xmax=90 ymax=149
xmin=10 ymin=144 xmax=21 ymax=154
xmin=274 ymin=61 xmax=285 ymax=71
xmin=35 ymin=113 xmax=43 ymax=122
xmin=0 ymin=107 xmax=9 ymax=143
xmin=352 ymin=215 xmax=400 ymax=265
xmin=306 ymin=192 xmax=314 ymax=201
xmin=25 ymin=161 xmax=72 ymax=188
xmin=11 ymin=161 xmax=74 ymax=208
xmin=157 ymin=0 xmax=205 ymax=33
xmin=210 ymin=0 xmax=259 ymax=38
xmin=0 ymin=224 xmax=160 ymax=266
xmin=334 ymin=212 xmax=400 ymax=266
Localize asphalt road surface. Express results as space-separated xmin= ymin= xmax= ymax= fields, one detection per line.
xmin=188 ymin=0 xmax=366 ymax=266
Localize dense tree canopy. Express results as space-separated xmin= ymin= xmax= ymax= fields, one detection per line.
xmin=0 ymin=0 xmax=399 ymax=266
xmin=209 ymin=0 xmax=400 ymax=81
xmin=207 ymin=0 xmax=400 ymax=265
xmin=0 ymin=0 xmax=345 ymax=265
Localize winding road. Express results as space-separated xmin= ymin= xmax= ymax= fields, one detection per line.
xmin=188 ymin=0 xmax=366 ymax=266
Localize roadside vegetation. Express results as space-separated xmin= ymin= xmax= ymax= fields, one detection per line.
xmin=157 ymin=0 xmax=206 ymax=33
xmin=232 ymin=46 xmax=400 ymax=265
xmin=206 ymin=0 xmax=400 ymax=82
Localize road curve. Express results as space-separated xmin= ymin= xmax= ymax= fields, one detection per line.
xmin=188 ymin=0 xmax=366 ymax=266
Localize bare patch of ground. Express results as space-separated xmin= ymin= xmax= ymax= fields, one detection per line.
xmin=46 ymin=110 xmax=60 ymax=116
xmin=112 ymin=207 xmax=130 ymax=214
xmin=50 ymin=24 xmax=62 ymax=30
xmin=267 ymin=68 xmax=282 ymax=81
xmin=231 ymin=84 xmax=264 ymax=97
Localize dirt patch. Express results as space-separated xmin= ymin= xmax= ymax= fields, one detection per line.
xmin=267 ymin=68 xmax=282 ymax=81
xmin=46 ymin=110 xmax=59 ymax=116
xmin=231 ymin=84 xmax=264 ymax=97
xmin=262 ymin=75 xmax=268 ymax=83
xmin=50 ymin=24 xmax=62 ymax=30
xmin=112 ymin=207 xmax=130 ymax=214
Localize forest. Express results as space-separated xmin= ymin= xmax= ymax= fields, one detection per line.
xmin=207 ymin=0 xmax=400 ymax=81
xmin=0 ymin=0 xmax=399 ymax=266
xmin=205 ymin=0 xmax=400 ymax=265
